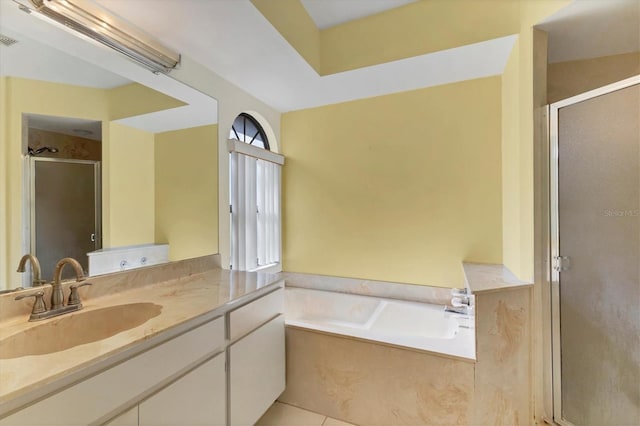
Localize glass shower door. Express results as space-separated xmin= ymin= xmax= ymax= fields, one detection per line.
xmin=32 ymin=158 xmax=101 ymax=279
xmin=551 ymin=80 xmax=639 ymax=426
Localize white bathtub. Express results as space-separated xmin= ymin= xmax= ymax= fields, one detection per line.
xmin=285 ymin=287 xmax=476 ymax=360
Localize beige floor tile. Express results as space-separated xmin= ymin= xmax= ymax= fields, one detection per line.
xmin=323 ymin=417 xmax=358 ymax=426
xmin=256 ymin=402 xmax=326 ymax=426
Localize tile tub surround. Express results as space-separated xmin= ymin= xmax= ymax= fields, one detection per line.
xmin=281 ymin=263 xmax=533 ymax=425
xmin=468 ymin=262 xmax=533 ymax=425
xmin=0 ymin=256 xmax=282 ymax=416
xmin=473 ymin=286 xmax=532 ymax=425
xmin=282 ymin=271 xmax=454 ymax=305
xmin=280 ymin=327 xmax=475 ymax=426
xmin=462 ymin=261 xmax=532 ymax=294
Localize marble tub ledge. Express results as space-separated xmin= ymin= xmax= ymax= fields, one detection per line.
xmin=462 ymin=262 xmax=533 ymax=294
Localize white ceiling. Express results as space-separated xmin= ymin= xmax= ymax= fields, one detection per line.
xmin=539 ymin=0 xmax=640 ymax=63
xmin=300 ymin=0 xmax=416 ymax=29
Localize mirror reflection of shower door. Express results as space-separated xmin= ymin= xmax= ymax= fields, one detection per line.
xmin=551 ymin=79 xmax=640 ymax=426
xmin=31 ymin=158 xmax=101 ymax=280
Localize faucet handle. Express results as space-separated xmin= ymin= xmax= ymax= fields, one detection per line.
xmin=15 ymin=290 xmax=47 ymax=316
xmin=451 ymin=296 xmax=470 ymax=307
xmin=68 ymin=282 xmax=92 ymax=306
xmin=451 ymin=287 xmax=469 ymax=296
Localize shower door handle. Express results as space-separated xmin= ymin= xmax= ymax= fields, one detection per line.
xmin=90 ymin=233 xmax=96 ymax=242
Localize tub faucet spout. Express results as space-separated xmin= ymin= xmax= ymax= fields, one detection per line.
xmin=445 ymin=293 xmax=474 ymax=315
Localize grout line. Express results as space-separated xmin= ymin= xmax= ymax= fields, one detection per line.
xmin=276 ymin=400 xmax=329 ymax=421
xmin=272 ymin=401 xmax=357 ymax=426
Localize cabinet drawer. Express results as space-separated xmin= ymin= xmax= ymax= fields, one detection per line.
xmin=0 ymin=316 xmax=224 ymax=426
xmin=230 ymin=287 xmax=283 ymax=341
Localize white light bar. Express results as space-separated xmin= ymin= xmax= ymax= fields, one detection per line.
xmin=28 ymin=0 xmax=180 ymax=74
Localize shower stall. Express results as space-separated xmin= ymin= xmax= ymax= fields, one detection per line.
xmin=549 ymin=76 xmax=640 ymax=425
xmin=25 ymin=156 xmax=101 ymax=282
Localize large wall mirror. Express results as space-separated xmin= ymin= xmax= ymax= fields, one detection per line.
xmin=0 ymin=2 xmax=219 ymax=289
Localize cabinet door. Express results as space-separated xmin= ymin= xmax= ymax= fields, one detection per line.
xmin=0 ymin=317 xmax=224 ymax=426
xmin=230 ymin=315 xmax=285 ymax=426
xmin=139 ymin=353 xmax=226 ymax=426
xmin=105 ymin=406 xmax=138 ymax=426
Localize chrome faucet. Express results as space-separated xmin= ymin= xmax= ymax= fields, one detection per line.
xmin=14 ymin=257 xmax=92 ymax=321
xmin=16 ymin=254 xmax=47 ymax=286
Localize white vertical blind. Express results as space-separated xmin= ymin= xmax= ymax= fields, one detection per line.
xmin=229 ymin=140 xmax=283 ymax=271
xmin=257 ymin=160 xmax=281 ymax=266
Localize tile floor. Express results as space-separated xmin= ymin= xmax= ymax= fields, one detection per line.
xmin=256 ymin=402 xmax=357 ymax=426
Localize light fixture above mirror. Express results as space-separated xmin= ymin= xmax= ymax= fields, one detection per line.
xmin=25 ymin=0 xmax=180 ymax=74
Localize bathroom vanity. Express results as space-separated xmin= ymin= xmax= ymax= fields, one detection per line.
xmin=0 ymin=261 xmax=284 ymax=425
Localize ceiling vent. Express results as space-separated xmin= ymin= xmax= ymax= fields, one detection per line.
xmin=0 ymin=34 xmax=19 ymax=47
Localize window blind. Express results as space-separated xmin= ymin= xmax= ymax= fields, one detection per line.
xmin=229 ymin=140 xmax=283 ymax=271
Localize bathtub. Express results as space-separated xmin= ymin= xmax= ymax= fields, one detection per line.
xmin=285 ymin=287 xmax=475 ymax=360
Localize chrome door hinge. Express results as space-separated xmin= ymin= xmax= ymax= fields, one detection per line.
xmin=553 ymin=255 xmax=571 ymax=272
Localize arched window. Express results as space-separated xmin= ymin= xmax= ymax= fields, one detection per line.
xmin=228 ymin=113 xmax=283 ymax=271
xmin=229 ymin=113 xmax=270 ymax=150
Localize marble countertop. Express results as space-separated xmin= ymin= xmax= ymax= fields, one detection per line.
xmin=462 ymin=262 xmax=532 ymax=294
xmin=0 ymin=267 xmax=282 ymax=415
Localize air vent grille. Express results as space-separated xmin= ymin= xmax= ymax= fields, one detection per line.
xmin=0 ymin=34 xmax=18 ymax=47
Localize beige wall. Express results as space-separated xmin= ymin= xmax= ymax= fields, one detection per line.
xmin=501 ymin=38 xmax=522 ymax=279
xmin=155 ymin=125 xmax=219 ymax=261
xmin=104 ymin=123 xmax=155 ymax=248
xmin=0 ymin=78 xmax=9 ymax=291
xmin=500 ymin=1 xmax=570 ymax=282
xmin=281 ymin=77 xmax=503 ymax=287
xmin=169 ymin=56 xmax=282 ymax=270
xmin=548 ymin=52 xmax=640 ymax=103
xmin=107 ymin=83 xmax=185 ymax=121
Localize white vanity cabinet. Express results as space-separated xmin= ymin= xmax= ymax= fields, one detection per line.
xmin=139 ymin=353 xmax=226 ymax=426
xmin=0 ymin=281 xmax=285 ymax=426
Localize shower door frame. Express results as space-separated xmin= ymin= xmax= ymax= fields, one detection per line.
xmin=23 ymin=156 xmax=102 ymax=286
xmin=548 ymin=74 xmax=640 ymax=426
